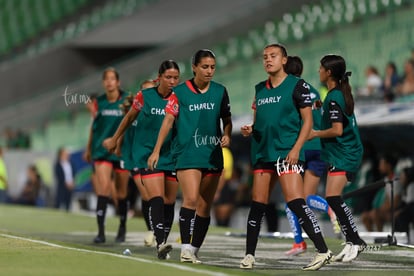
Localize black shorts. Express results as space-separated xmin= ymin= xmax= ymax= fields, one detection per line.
xmin=139 ymin=168 xmax=177 ymax=181
xmin=253 ymin=159 xmax=305 ymax=176
xmin=328 ymin=166 xmax=356 ymax=182
xmin=93 ymin=159 xmax=128 ymax=172
xmin=176 ymin=168 xmax=223 ymax=177
xmin=131 ymin=167 xmax=140 ymax=178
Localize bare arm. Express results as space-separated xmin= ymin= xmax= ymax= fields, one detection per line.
xmin=310 ymin=122 xmax=343 ymax=139
xmin=240 ymin=110 xmax=256 ymax=137
xmin=214 ymin=170 xmax=227 ymax=202
xmin=83 ymin=125 xmax=93 ymax=162
xmin=286 ymin=106 xmax=313 ymax=165
xmin=221 ymin=116 xmax=232 ymax=147
xmin=147 ymin=113 xmax=175 ymax=170
xmin=102 ymin=108 xmax=138 ymax=153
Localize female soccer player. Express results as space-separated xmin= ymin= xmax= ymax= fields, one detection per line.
xmin=147 ymin=49 xmax=232 ymax=264
xmin=283 ymin=55 xmax=340 ymax=256
xmin=117 ymin=79 xmax=158 ymax=247
xmin=84 ymin=67 xmax=130 ymax=244
xmin=239 ymin=44 xmax=331 ymax=271
xmin=137 ymin=80 xmax=159 ymax=247
xmin=103 ymin=61 xmax=180 ymax=259
xmin=309 ymin=54 xmax=366 ymax=262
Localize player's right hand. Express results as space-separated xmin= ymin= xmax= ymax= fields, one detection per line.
xmin=102 ymin=137 xmax=116 ymax=153
xmin=147 ymin=152 xmax=159 ymax=171
xmin=83 ymin=149 xmax=91 ymax=163
xmin=240 ymin=125 xmax=253 ymax=137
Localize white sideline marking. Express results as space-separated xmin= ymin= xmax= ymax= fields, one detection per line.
xmin=0 ymin=233 xmax=228 ymax=276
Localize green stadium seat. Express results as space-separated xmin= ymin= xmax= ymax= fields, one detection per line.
xmin=76 ymin=15 xmax=92 ymax=35
xmin=276 ymin=21 xmax=289 ymax=42
xmin=247 ymin=28 xmax=266 ymax=53
xmin=47 ymin=0 xmax=65 ymax=22
xmin=0 ymin=0 xmax=93 ymax=58
xmin=0 ymin=0 xmax=163 ymax=60
xmin=240 ymin=40 xmax=254 ymax=59
xmin=88 ymin=8 xmax=102 ymax=28
xmin=212 ymin=43 xmax=229 ymax=68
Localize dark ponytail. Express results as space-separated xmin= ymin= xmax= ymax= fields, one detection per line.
xmin=192 ymin=49 xmax=216 ymax=66
xmin=320 ymin=55 xmax=354 ymax=115
xmin=158 ymin=60 xmax=180 ymax=75
xmin=284 ymin=55 xmax=303 ymax=77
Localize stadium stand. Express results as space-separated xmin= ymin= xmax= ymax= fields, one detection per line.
xmin=0 ymin=0 xmax=160 ymax=61
xmin=0 ymin=0 xmax=91 ymax=57
xmin=1 ymin=0 xmax=413 ymax=152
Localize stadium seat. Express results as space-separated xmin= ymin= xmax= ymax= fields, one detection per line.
xmin=7 ymin=0 xmax=414 ymax=151
xmin=211 ymin=43 xmax=229 ymax=68
xmin=0 ymin=0 xmax=92 ymax=59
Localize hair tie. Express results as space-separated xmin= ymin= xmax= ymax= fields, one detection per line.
xmin=342 ymin=71 xmax=352 ymax=81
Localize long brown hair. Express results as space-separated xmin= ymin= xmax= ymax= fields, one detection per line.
xmin=102 ymin=67 xmax=120 ymax=80
xmin=320 ymin=55 xmax=354 ymax=115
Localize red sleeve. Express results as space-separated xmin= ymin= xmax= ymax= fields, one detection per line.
xmin=132 ymin=91 xmax=144 ymax=111
xmin=251 ymin=97 xmax=256 ymax=110
xmin=92 ymin=99 xmax=98 ymax=118
xmin=165 ymin=93 xmax=179 ymax=117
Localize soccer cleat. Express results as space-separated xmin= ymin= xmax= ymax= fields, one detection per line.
xmin=240 ymin=254 xmax=255 ymax=269
xmin=157 ymin=243 xmax=173 ymax=260
xmin=180 ymin=249 xmax=202 ymax=264
xmin=302 ymin=250 xmax=332 ymax=271
xmin=332 ymin=242 xmax=351 ymax=262
xmin=144 ymin=231 xmax=156 ymax=247
xmin=192 ymin=253 xmax=202 ymax=264
xmin=180 ymin=249 xmax=192 ymax=263
xmin=333 ymin=242 xmax=366 ymax=262
xmin=115 ymin=226 xmax=126 ymax=243
xmin=285 ymin=241 xmax=307 ymax=256
xmin=93 ymin=234 xmax=106 ymax=244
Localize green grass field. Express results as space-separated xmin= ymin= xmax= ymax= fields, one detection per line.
xmin=1 ymin=204 xmax=414 ymax=275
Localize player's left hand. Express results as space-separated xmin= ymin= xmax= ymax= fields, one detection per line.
xmin=221 ymin=135 xmax=231 ymax=147
xmin=285 ymin=148 xmax=299 ymax=165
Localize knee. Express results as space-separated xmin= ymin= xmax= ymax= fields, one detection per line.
xmin=182 ymin=197 xmax=198 ymax=209
xmin=251 ymin=195 xmax=268 ymax=204
xmin=117 ymin=190 xmax=128 ymax=199
xmin=164 ymin=197 xmax=175 ymax=205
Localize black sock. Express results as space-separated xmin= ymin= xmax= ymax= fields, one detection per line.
xmin=142 ymin=200 xmax=151 ymax=231
xmin=179 ymin=207 xmax=196 ymax=244
xmin=149 ymin=196 xmax=165 ymax=246
xmin=96 ymin=196 xmax=109 ymax=236
xmin=118 ymin=198 xmax=128 ymax=228
xmin=265 ymin=202 xmax=279 ymax=232
xmin=287 ymin=198 xmax=328 ymax=253
xmin=191 ymin=215 xmax=210 ymax=249
xmin=246 ymin=201 xmax=266 ymax=256
xmin=164 ymin=203 xmax=175 ymax=242
xmin=326 ymin=196 xmax=365 ymax=245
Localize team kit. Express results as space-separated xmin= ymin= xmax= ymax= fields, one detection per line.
xmin=86 ymin=47 xmax=366 ymax=271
